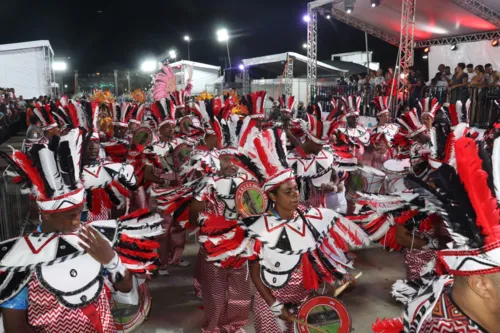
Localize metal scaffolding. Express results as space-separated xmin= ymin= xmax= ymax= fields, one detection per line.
xmin=284 ymin=55 xmax=294 ymax=96
xmin=415 ymin=30 xmax=500 ymax=47
xmin=398 ymin=0 xmax=417 ymax=70
xmin=451 ymin=0 xmax=500 ymax=28
xmin=330 ymin=7 xmax=399 ymax=46
xmin=306 ymin=7 xmax=318 ymax=103
xmin=242 ymin=68 xmax=250 ymax=94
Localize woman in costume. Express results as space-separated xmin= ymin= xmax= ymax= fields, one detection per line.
xmin=0 ymin=128 xmax=162 ymax=333
xmin=368 ymin=96 xmax=399 ymax=168
xmin=200 ymin=127 xmax=370 ymax=333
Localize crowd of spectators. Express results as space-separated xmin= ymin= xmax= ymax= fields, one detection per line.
xmin=0 ymin=88 xmax=28 ymax=144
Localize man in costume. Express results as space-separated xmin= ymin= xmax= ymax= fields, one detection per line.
xmin=199 ymin=127 xmax=369 ymax=333
xmin=0 ymin=128 xmax=162 ymax=333
xmin=374 ymin=135 xmax=500 ymax=333
xmin=369 ymin=96 xmax=399 ymax=168
xmin=287 ymin=98 xmax=345 ymax=210
xmin=336 ymin=95 xmax=370 ymax=159
xmin=187 ymin=101 xmax=252 ymax=333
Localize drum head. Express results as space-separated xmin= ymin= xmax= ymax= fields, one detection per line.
xmin=179 ymin=116 xmax=193 ymax=134
xmin=383 ymin=159 xmax=410 ymax=173
xmin=173 ymin=143 xmax=193 ymax=170
xmin=296 ymin=296 xmax=351 ymax=333
xmin=235 ymin=181 xmax=268 ymax=218
xmin=112 ymin=282 xmax=152 ymax=333
xmin=132 ymin=127 xmax=153 ymax=146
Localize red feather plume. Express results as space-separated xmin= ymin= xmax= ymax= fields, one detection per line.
xmin=372 ymin=317 xmax=404 ymax=333
xmin=11 ymin=150 xmax=47 ymax=199
xmin=67 ymin=103 xmax=80 ymax=128
xmin=456 ymin=137 xmax=500 ymax=243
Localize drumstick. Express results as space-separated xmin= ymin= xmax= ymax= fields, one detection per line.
xmin=290 ymin=317 xmax=330 ymax=333
xmin=334 ymin=272 xmax=363 ymax=298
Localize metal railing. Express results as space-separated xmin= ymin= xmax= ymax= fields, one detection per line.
xmin=0 ymin=173 xmax=35 ymax=241
xmin=316 ymin=84 xmax=500 ymax=127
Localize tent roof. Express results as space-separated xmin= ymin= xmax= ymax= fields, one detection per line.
xmin=169 ymin=60 xmax=220 ymax=71
xmin=321 ymin=60 xmax=369 ymax=75
xmin=242 ymin=52 xmax=347 ymax=78
xmin=0 ymin=40 xmax=53 ymax=54
xmin=329 ymin=0 xmax=500 ymax=44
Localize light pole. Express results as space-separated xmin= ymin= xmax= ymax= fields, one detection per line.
xmin=169 ymin=50 xmax=177 ymax=61
xmin=141 ymin=60 xmax=157 ymax=73
xmin=53 ymin=61 xmax=67 ymax=96
xmin=217 ymin=28 xmax=231 ymax=69
xmin=184 ymin=36 xmax=191 ymax=61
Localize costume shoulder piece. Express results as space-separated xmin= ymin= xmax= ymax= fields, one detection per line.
xmin=288 ymin=148 xmax=335 ymax=186
xmin=200 ymin=206 xmax=369 ymax=290
xmin=0 ymin=210 xmax=163 ymax=308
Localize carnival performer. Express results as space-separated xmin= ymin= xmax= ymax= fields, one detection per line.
xmin=287 ymin=98 xmax=345 ymax=210
xmin=80 ymin=101 xmax=139 ymax=222
xmin=186 ymin=104 xmax=252 ymax=333
xmin=0 ymin=128 xmax=162 ymax=333
xmin=335 ymin=95 xmax=370 ymax=159
xmin=28 ymin=100 xmax=60 ymax=141
xmin=199 ymin=127 xmax=370 ymax=333
xmin=374 ymin=135 xmax=500 ymax=333
xmin=396 ymin=108 xmax=434 ymax=180
xmin=369 ymin=96 xmax=399 ymax=168
xmin=144 ymin=64 xmax=195 ymax=275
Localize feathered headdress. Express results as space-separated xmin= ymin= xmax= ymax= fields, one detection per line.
xmin=113 ymin=102 xmax=134 ymax=128
xmin=278 ymin=95 xmax=297 ymax=115
xmin=396 ymin=108 xmax=426 ymax=138
xmin=131 ymin=89 xmax=146 ymax=104
xmin=192 ymin=99 xmax=223 ymax=147
xmin=32 ymin=102 xmax=58 ymax=131
xmin=152 ymin=63 xmax=174 ymax=101
xmin=406 ymin=137 xmax=500 ymax=275
xmin=371 ymin=96 xmax=389 ymax=117
xmin=339 ymin=95 xmax=361 ymax=117
xmin=420 ymin=97 xmax=441 ymax=119
xmin=305 ymin=98 xmax=342 ymax=145
xmin=150 ymin=98 xmax=176 ymax=128
xmin=236 ymin=127 xmax=293 ymax=193
xmin=52 ymin=97 xmax=81 ymax=131
xmin=1 ymin=129 xmax=85 ymax=212
xmin=241 ymin=91 xmax=267 ymax=119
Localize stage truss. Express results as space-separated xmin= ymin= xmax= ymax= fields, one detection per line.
xmin=306 ymin=0 xmax=500 ymax=100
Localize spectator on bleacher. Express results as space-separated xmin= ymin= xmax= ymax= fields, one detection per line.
xmin=466 ymin=64 xmax=474 ymax=82
xmin=384 ymin=69 xmax=398 ymax=97
xmin=17 ymin=95 xmax=26 ymax=108
xmin=358 ymin=73 xmax=367 ymax=87
xmin=485 ymin=63 xmax=500 ymax=87
xmin=449 ymin=62 xmax=469 ymax=104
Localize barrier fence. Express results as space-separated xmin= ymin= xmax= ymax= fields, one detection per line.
xmin=316 ymin=84 xmax=500 ymax=127
xmin=0 ymin=173 xmax=35 ymax=241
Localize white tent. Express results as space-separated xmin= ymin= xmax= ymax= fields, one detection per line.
xmin=169 ymin=60 xmax=221 ymax=95
xmin=0 ymin=40 xmax=55 ymax=98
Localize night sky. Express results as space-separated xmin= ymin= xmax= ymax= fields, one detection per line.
xmin=1 ymin=0 xmax=398 ymax=74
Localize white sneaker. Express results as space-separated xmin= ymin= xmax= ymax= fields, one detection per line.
xmin=175 ymin=260 xmax=190 ymax=267
xmin=159 ymin=268 xmax=170 ymax=276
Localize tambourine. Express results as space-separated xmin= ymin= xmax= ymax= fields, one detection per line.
xmin=179 ymin=116 xmax=201 ymax=135
xmin=132 ymin=127 xmax=153 ymax=146
xmin=235 ymin=181 xmax=268 ymax=218
xmin=295 ymin=296 xmax=351 ymax=333
xmin=172 ymin=143 xmax=193 ymax=170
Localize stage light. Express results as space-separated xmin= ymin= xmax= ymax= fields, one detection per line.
xmin=303 ymin=15 xmax=311 ymax=23
xmin=53 ymin=61 xmax=67 ymax=71
xmin=238 ymin=64 xmax=245 ymax=71
xmin=326 ymin=15 xmax=331 ymax=19
xmin=424 ymin=47 xmax=430 ymax=53
xmin=217 ymin=28 xmax=229 ymax=42
xmin=423 ymin=55 xmax=428 ymax=59
xmin=451 ymin=43 xmax=457 ymax=50
xmin=371 ymin=0 xmax=380 ymax=8
xmin=141 ymin=60 xmax=157 ymax=72
xmin=64 ymin=84 xmax=68 ymax=88
xmin=492 ymin=39 xmax=499 ymax=47
xmin=345 ymin=0 xmax=355 ymax=14
xmin=303 ymin=43 xmax=308 ymax=49
xmin=169 ymin=50 xmax=177 ymax=59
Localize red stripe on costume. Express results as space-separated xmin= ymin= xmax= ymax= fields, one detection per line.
xmin=254 ymin=131 xmax=278 ymax=176
xmin=301 ymin=254 xmax=320 ymax=290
